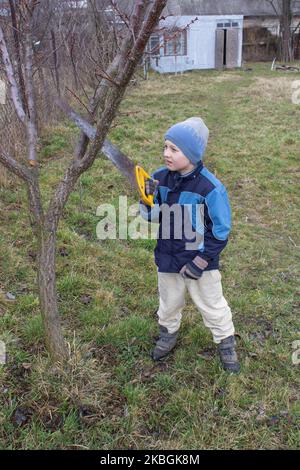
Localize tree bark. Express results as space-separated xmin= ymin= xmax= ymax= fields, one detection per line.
xmin=0 ymin=26 xmax=27 ymax=124
xmin=281 ymin=0 xmax=293 ymax=61
xmin=27 ymin=172 xmax=68 ymax=362
xmin=51 ymin=29 xmax=61 ymax=96
xmin=8 ymin=0 xmax=28 ymax=115
xmin=37 ymin=226 xmax=68 ymax=362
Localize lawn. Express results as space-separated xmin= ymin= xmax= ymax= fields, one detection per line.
xmin=0 ymin=63 xmax=299 ymax=450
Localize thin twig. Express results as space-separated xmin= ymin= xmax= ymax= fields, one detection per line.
xmin=65 ymin=87 xmax=95 ymax=120
xmin=87 ymin=53 xmax=121 ymax=87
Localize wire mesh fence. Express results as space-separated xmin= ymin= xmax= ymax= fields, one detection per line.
xmin=0 ymin=72 xmax=27 ymax=159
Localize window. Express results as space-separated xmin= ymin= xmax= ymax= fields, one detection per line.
xmin=164 ymin=29 xmax=187 ymax=56
xmin=148 ymin=35 xmax=160 ymax=56
xmin=217 ymin=20 xmax=240 ymax=29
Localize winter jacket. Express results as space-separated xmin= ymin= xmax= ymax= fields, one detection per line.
xmin=139 ymin=161 xmax=231 ymax=273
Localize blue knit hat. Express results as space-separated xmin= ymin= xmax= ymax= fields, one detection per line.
xmin=164 ymin=117 xmax=209 ymax=164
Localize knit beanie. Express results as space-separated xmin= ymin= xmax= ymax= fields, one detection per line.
xmin=164 ymin=117 xmax=209 ymax=164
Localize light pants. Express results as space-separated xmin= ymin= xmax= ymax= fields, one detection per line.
xmin=157 ymin=270 xmax=235 ymax=344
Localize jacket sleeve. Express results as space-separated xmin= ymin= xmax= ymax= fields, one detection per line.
xmin=139 ymin=170 xmax=161 ymax=223
xmin=187 ymin=185 xmax=231 ymax=275
xmin=200 ymin=185 xmax=231 ymax=261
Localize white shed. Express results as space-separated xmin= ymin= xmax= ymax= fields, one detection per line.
xmin=148 ymin=15 xmax=244 ymax=73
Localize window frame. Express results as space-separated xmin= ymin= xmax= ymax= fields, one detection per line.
xmin=217 ymin=20 xmax=240 ymax=29
xmin=163 ymin=29 xmax=187 ymax=57
xmin=148 ymin=34 xmax=161 ymax=57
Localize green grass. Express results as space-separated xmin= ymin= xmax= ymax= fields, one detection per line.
xmin=0 ymin=63 xmax=300 ymax=449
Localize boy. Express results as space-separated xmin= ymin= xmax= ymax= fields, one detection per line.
xmin=139 ymin=117 xmax=240 ymax=373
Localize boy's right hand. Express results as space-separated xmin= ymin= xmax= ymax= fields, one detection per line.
xmin=145 ymin=178 xmax=159 ymax=196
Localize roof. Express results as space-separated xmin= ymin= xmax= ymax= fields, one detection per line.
xmin=1 ymin=0 xmax=299 ymax=19
xmin=163 ymin=0 xmax=300 ymax=16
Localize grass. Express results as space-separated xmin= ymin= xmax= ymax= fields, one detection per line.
xmin=0 ymin=63 xmax=300 ymax=450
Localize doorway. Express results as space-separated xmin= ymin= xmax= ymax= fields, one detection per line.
xmin=215 ymin=22 xmax=240 ymax=69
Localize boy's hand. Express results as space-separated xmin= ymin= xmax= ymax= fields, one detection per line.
xmin=180 ymin=263 xmax=202 ymax=280
xmin=145 ymin=178 xmax=159 ymax=196
xmin=180 ymin=256 xmax=208 ymax=280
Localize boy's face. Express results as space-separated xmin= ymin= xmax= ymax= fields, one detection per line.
xmin=164 ymin=140 xmax=195 ymax=173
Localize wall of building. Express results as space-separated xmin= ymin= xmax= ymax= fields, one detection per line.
xmin=150 ymin=15 xmax=243 ymax=73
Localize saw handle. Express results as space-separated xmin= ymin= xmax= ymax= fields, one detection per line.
xmin=135 ymin=165 xmax=157 ymax=207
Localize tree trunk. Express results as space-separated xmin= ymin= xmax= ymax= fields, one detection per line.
xmin=51 ymin=29 xmax=61 ymax=96
xmin=281 ymin=0 xmax=293 ymax=61
xmin=8 ymin=0 xmax=28 ymax=115
xmin=37 ymin=226 xmax=68 ymax=362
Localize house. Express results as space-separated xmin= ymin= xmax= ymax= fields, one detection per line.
xmin=147 ymin=14 xmax=244 ymax=73
xmin=146 ymin=0 xmax=300 ymax=73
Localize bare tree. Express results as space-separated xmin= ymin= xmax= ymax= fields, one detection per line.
xmin=0 ymin=0 xmax=168 ymax=362
xmin=281 ymin=0 xmax=293 ymax=61
xmin=267 ymin=0 xmax=297 ymax=61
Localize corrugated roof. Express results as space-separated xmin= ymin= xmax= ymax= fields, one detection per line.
xmin=163 ymin=0 xmax=300 ymax=16
xmin=1 ymin=0 xmax=299 ymax=17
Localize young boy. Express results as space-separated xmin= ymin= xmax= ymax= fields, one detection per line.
xmin=139 ymin=117 xmax=240 ymax=373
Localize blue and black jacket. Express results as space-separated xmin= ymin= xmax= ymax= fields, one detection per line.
xmin=139 ymin=161 xmax=231 ymax=273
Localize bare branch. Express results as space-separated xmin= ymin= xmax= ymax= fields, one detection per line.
xmin=65 ymin=87 xmax=95 ymax=119
xmin=25 ymin=21 xmax=38 ymax=164
xmin=266 ymin=0 xmax=280 ymax=17
xmin=131 ymin=0 xmax=145 ymax=35
xmin=0 ymin=150 xmax=33 ymax=183
xmin=72 ymin=49 xmax=128 ymax=161
xmin=118 ymin=0 xmax=167 ymax=87
xmin=55 ymin=97 xmax=96 ymax=137
xmin=86 ymin=53 xmax=121 ymax=87
xmin=54 ymin=97 xmax=137 ymax=187
xmin=8 ymin=0 xmax=28 ymax=114
xmin=0 ymin=25 xmax=27 ymax=124
xmin=109 ymin=0 xmax=131 ymax=31
xmin=50 ymin=28 xmax=60 ymax=96
xmin=47 ymin=0 xmax=168 ymax=228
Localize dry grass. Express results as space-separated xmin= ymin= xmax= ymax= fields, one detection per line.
xmin=0 ymin=62 xmax=299 ymax=450
xmin=213 ymin=73 xmax=244 ymax=83
xmin=244 ymin=75 xmax=298 ymax=101
xmin=0 ymin=167 xmax=10 ymax=189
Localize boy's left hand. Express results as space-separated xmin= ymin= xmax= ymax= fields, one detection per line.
xmin=180 ymin=263 xmax=202 ymax=280
xmin=180 ymin=256 xmax=208 ymax=280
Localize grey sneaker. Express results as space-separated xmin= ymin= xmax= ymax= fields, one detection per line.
xmin=218 ymin=335 xmax=240 ymax=373
xmin=151 ymin=325 xmax=179 ymax=361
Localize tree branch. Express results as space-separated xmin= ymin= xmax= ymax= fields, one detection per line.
xmin=47 ymin=0 xmax=168 ymax=229
xmin=266 ymin=0 xmax=280 ymax=17
xmin=54 ymin=98 xmax=96 ymax=140
xmin=0 ymin=150 xmax=43 ymax=227
xmin=8 ymin=0 xmax=28 ymax=114
xmin=54 ymin=97 xmax=136 ymax=186
xmin=118 ymin=0 xmax=168 ymax=87
xmin=72 ymin=47 xmax=128 ymax=160
xmin=0 ymin=150 xmax=33 ymax=183
xmin=25 ymin=21 xmax=38 ymax=164
xmin=0 ymin=25 xmax=27 ymax=124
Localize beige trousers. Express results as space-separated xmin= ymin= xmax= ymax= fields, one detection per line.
xmin=157 ymin=270 xmax=234 ymax=344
